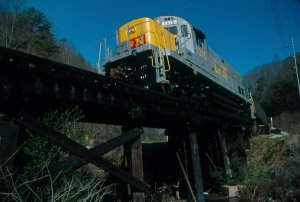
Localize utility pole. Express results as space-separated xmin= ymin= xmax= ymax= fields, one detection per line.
xmin=291 ymin=37 xmax=300 ymax=96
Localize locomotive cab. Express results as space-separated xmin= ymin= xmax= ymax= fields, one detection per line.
xmin=155 ymin=16 xmax=195 ymax=54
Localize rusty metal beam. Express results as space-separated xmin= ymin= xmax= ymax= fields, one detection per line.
xmin=14 ymin=112 xmax=150 ymax=193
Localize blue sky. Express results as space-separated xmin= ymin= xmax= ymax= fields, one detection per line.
xmin=27 ymin=0 xmax=300 ymax=76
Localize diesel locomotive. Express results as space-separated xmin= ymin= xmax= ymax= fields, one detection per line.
xmin=99 ymin=16 xmax=252 ymax=119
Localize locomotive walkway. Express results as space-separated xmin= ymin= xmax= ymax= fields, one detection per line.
xmin=0 ymin=47 xmax=251 ymax=202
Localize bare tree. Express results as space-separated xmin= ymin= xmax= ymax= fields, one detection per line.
xmin=0 ymin=0 xmax=93 ymax=69
xmin=0 ymin=0 xmax=25 ymax=48
xmin=56 ymin=38 xmax=94 ymax=70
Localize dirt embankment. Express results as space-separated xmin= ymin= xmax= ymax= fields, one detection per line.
xmin=273 ymin=111 xmax=300 ymax=135
xmin=239 ymin=133 xmax=300 ymax=201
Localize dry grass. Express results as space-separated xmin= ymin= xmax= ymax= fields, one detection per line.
xmin=240 ymin=133 xmax=300 ymax=201
xmin=0 ymin=162 xmax=113 ymax=202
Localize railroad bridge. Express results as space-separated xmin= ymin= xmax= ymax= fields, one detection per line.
xmin=0 ymin=47 xmax=251 ymax=202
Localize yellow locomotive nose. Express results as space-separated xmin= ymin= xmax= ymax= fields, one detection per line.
xmin=118 ymin=17 xmax=176 ymax=52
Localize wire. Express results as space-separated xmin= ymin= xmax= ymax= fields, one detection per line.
xmin=268 ymin=0 xmax=287 ymax=56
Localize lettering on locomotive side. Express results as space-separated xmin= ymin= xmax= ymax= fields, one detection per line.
xmin=196 ymin=46 xmax=207 ymax=60
xmin=221 ymin=65 xmax=228 ymax=79
xmin=161 ymin=19 xmax=178 ymax=26
xmin=130 ymin=34 xmax=146 ymax=49
xmin=213 ymin=58 xmax=228 ymax=80
xmin=213 ymin=58 xmax=221 ymax=74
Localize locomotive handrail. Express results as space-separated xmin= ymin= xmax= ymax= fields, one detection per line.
xmin=149 ymin=21 xmax=163 ymax=67
xmin=160 ymin=29 xmax=172 ymax=72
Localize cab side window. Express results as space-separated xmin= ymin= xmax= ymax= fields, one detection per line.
xmin=169 ymin=26 xmax=178 ymax=35
xmin=194 ymin=28 xmax=206 ymax=47
xmin=181 ymin=25 xmax=188 ymax=37
xmin=196 ymin=38 xmax=202 ymax=47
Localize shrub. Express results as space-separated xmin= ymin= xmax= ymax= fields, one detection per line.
xmin=276 ymin=156 xmax=300 ymax=188
xmin=211 ymin=167 xmax=227 ymax=185
xmin=228 ymin=152 xmax=246 ymax=184
xmin=276 ymin=134 xmax=300 ymax=189
xmin=22 ymin=106 xmax=85 ymax=177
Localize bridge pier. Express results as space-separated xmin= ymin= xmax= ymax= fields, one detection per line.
xmin=188 ymin=127 xmax=205 ymax=202
xmin=166 ymin=125 xmax=205 ymax=202
xmin=0 ymin=120 xmax=19 ymax=172
xmin=122 ymin=126 xmax=145 ymax=202
xmin=0 ymin=118 xmax=20 ymax=193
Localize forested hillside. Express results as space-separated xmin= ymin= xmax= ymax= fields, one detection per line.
xmin=244 ymin=54 xmax=300 ymax=132
xmin=0 ymin=0 xmax=94 ymax=70
xmin=245 ymin=53 xmax=300 ymax=134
